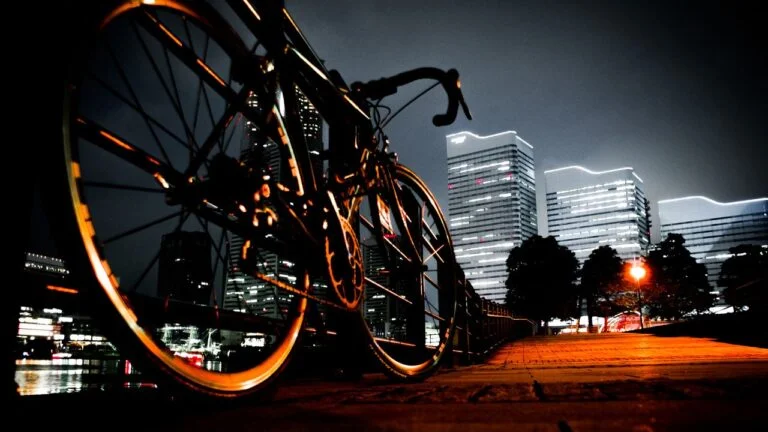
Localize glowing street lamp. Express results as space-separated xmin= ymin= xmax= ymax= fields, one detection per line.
xmin=628 ymin=261 xmax=648 ymax=329
xmin=629 ymin=264 xmax=646 ymax=283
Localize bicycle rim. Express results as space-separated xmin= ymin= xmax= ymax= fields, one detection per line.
xmin=356 ymin=164 xmax=458 ymax=380
xmin=60 ymin=0 xmax=309 ymax=397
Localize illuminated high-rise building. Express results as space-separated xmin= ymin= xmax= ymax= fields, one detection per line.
xmin=223 ymin=87 xmax=325 ymax=317
xmin=24 ymin=252 xmax=70 ymax=279
xmin=658 ymin=196 xmax=768 ymax=303
xmin=544 ymin=166 xmax=651 ymax=265
xmin=446 ymin=130 xmax=537 ymax=303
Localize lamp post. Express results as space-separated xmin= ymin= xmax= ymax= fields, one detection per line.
xmin=629 ymin=262 xmax=647 ymax=329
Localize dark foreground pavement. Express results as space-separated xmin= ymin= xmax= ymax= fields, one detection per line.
xmin=13 ymin=333 xmax=768 ymax=431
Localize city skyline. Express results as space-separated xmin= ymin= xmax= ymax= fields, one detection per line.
xmin=285 ymin=1 xmax=767 ymax=246
xmin=28 ymin=2 xmax=768 ymax=257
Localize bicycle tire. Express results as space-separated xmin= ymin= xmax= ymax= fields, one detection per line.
xmin=53 ymin=0 xmax=310 ymax=399
xmin=357 ymin=164 xmax=458 ymax=380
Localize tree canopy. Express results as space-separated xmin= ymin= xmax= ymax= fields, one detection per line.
xmin=645 ymin=233 xmax=714 ymax=319
xmin=580 ymin=245 xmax=624 ymax=327
xmin=719 ymin=244 xmax=768 ymax=312
xmin=505 ymin=235 xmax=579 ymax=326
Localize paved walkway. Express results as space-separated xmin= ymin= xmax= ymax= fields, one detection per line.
xmin=434 ymin=333 xmax=768 ymax=385
xmin=16 ymin=333 xmax=768 ymax=431
xmin=487 ymin=333 xmax=768 ymax=367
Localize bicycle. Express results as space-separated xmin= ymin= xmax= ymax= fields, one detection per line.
xmin=47 ymin=0 xmax=472 ymax=399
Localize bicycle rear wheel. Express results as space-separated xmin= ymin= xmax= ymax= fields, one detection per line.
xmin=356 ymin=164 xmax=458 ymax=380
xmin=54 ymin=0 xmax=310 ymax=398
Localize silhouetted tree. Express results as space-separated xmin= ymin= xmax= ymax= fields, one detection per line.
xmin=505 ymin=235 xmax=579 ymax=332
xmin=645 ymin=234 xmax=714 ymax=319
xmin=719 ymin=244 xmax=768 ymax=313
xmin=580 ymin=246 xmax=624 ymax=331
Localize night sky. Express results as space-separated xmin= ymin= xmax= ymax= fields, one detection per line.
xmin=286 ymin=0 xmax=768 ymax=242
xmin=28 ymin=0 xmax=768 ymax=256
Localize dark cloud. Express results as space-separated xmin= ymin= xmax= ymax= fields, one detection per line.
xmin=289 ymin=0 xmax=768 ymax=241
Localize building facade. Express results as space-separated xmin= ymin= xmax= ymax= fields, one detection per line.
xmin=658 ymin=196 xmax=768 ymax=301
xmin=446 ymin=130 xmax=537 ymax=303
xmin=544 ymin=166 xmax=651 ymax=265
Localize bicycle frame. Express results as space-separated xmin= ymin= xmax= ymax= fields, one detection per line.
xmin=228 ymin=0 xmax=374 ymax=185
xmin=223 ymin=0 xmax=471 ymax=305
xmin=222 ymin=1 xmax=393 ymax=270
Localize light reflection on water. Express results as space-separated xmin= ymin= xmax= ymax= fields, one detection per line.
xmin=15 ymin=359 xmax=222 ymax=395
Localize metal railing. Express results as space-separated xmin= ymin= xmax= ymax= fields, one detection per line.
xmin=447 ymin=269 xmax=536 ymax=366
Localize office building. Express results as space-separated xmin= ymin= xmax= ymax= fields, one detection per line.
xmin=446 ymin=130 xmax=537 ymax=303
xmin=24 ymin=252 xmax=70 ymax=279
xmin=544 ymin=166 xmax=651 ymax=265
xmin=658 ymin=196 xmax=768 ymax=301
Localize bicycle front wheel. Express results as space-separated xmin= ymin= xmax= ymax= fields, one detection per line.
xmin=356 ymin=164 xmax=458 ymax=380
xmin=54 ymin=0 xmax=309 ymax=398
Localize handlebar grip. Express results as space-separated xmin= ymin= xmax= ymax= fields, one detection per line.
xmin=432 ymin=69 xmax=460 ymax=127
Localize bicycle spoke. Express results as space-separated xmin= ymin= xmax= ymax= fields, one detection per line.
xmin=101 ymin=39 xmax=174 ymax=168
xmin=364 ymin=277 xmax=412 ymax=305
xmin=82 ymin=181 xmax=164 ymax=194
xmin=126 ymin=210 xmax=190 ymax=293
xmin=134 ymin=10 xmax=273 ymax=166
xmin=86 ymin=72 xmax=194 ymax=157
xmin=136 ymin=10 xmax=239 ymax=105
xmin=222 ymin=113 xmax=243 ymax=154
xmin=76 ymin=117 xmax=182 ymax=185
xmin=424 ymin=309 xmax=445 ymax=322
xmin=162 ymin=41 xmax=192 ymax=149
xmin=210 ymin=227 xmax=227 ymax=284
xmin=422 ymin=237 xmax=446 ymax=264
xmin=194 ymin=214 xmax=230 ymax=274
xmin=188 ymin=29 xmax=208 ymax=139
xmin=130 ymin=21 xmax=201 ymax=155
xmin=186 ymin=100 xmax=245 ymax=177
xmin=201 ymin=81 xmax=221 ymax=151
xmin=422 ymin=217 xmax=440 ymax=243
xmin=183 ymin=19 xmax=220 ymax=152
xmin=103 ymin=210 xmax=183 ymax=245
xmin=423 ymin=273 xmax=441 ymax=291
xmin=383 ymin=235 xmax=412 ymax=263
xmin=359 ymin=214 xmax=376 ymax=232
xmin=128 ymin=249 xmax=161 ymax=294
xmin=192 ymin=214 xmax=234 ymax=311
